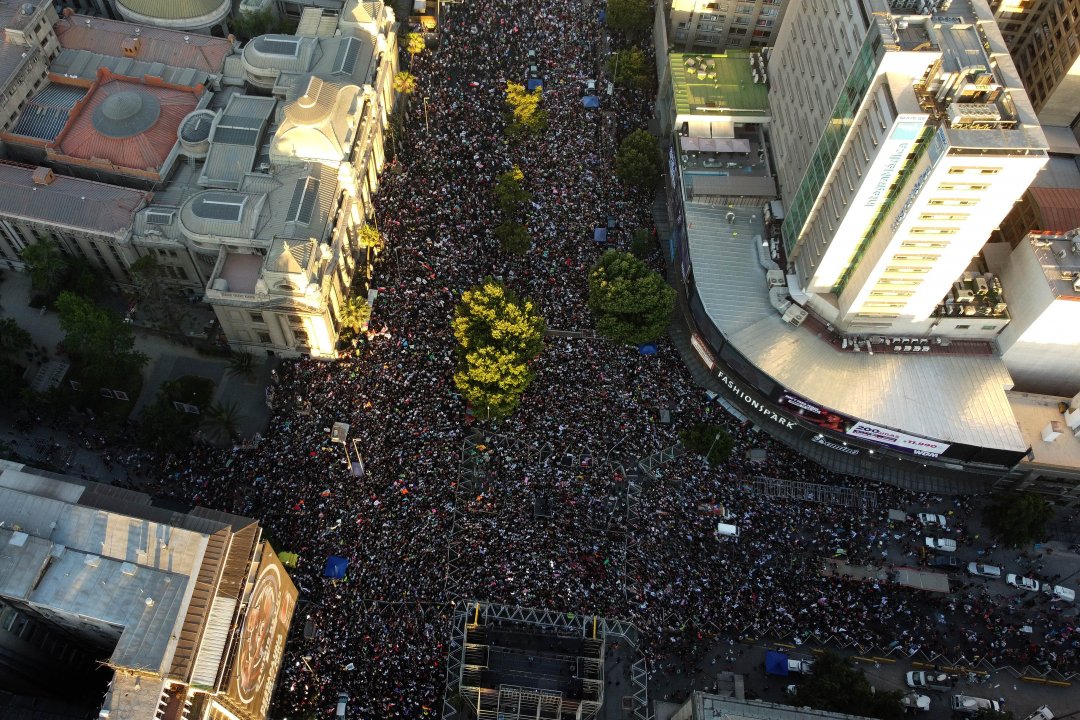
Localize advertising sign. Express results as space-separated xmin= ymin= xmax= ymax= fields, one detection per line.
xmin=846 ymin=421 xmax=951 ymax=457
xmin=777 ymin=392 xmax=852 ymax=432
xmin=221 ymin=542 xmax=298 ymax=720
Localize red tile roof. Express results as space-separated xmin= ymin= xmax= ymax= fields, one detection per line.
xmin=50 ymin=69 xmax=200 ymax=176
xmin=1030 ymin=187 xmax=1080 ymax=233
xmin=54 ymin=14 xmax=232 ymax=75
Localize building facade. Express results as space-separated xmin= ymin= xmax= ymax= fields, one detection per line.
xmin=768 ymin=0 xmax=1047 ymax=336
xmin=989 ymin=0 xmax=1080 ymax=132
xmin=658 ymin=0 xmax=788 ymax=52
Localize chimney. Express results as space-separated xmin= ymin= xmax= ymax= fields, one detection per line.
xmin=31 ymin=167 xmax=54 ymax=185
xmin=62 ymin=6 xmax=73 ymax=17
xmin=122 ymin=37 xmax=140 ymax=57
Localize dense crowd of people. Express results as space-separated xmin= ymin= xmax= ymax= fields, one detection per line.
xmin=140 ymin=0 xmax=1080 ymax=716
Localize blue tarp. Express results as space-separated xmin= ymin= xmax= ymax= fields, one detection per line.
xmin=598 ymin=9 xmax=605 ymax=22
xmin=593 ymin=227 xmax=607 ymax=244
xmin=323 ymin=555 xmax=349 ymax=579
xmin=582 ymin=95 xmax=600 ymax=108
xmin=765 ymin=650 xmax=790 ymax=676
xmin=527 ymin=78 xmax=543 ymax=92
xmin=638 ymin=344 xmax=658 ymax=355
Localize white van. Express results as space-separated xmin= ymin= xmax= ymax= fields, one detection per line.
xmin=1049 ymin=585 xmax=1076 ymax=603
xmin=1022 ymin=706 xmax=1053 ymax=720
xmin=336 ymin=692 xmax=349 ymax=718
xmin=951 ymin=695 xmax=1001 ymax=714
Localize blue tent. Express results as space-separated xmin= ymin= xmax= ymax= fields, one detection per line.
xmin=582 ymin=95 xmax=600 ymax=108
xmin=323 ymin=555 xmax=349 ymax=579
xmin=638 ymin=343 xmax=658 ymax=355
xmin=527 ymin=78 xmax=543 ymax=92
xmin=764 ymin=650 xmax=790 ymax=676
xmin=598 ymin=9 xmax=606 ymax=22
xmin=593 ymin=227 xmax=608 ymax=244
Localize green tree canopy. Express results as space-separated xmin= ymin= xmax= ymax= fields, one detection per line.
xmin=983 ymin=492 xmax=1054 ymax=547
xmin=55 ymin=291 xmax=147 ymax=388
xmin=202 ymin=400 xmax=245 ymax=445
xmin=630 ymin=227 xmax=655 ymax=259
xmin=505 ymin=82 xmax=548 ymax=135
xmin=229 ymin=8 xmax=281 ymax=40
xmin=494 ymin=166 xmax=531 ymax=217
xmin=137 ymin=375 xmax=215 ymax=452
xmin=588 ymin=250 xmax=675 ymax=344
xmin=608 ymin=48 xmax=654 ymax=91
xmin=495 ymin=221 xmax=532 ymax=256
xmin=792 ymin=651 xmax=905 ymax=720
xmin=225 ymin=351 xmax=258 ymax=382
xmin=358 ymin=223 xmax=384 ymax=252
xmin=21 ymin=238 xmax=70 ymax=300
xmin=606 ymin=0 xmax=653 ymax=39
xmin=0 ymin=317 xmax=32 ymax=357
xmin=452 ymin=280 xmax=546 ymax=420
xmin=679 ymin=423 xmax=734 ymax=466
xmin=615 ymin=129 xmax=662 ymax=192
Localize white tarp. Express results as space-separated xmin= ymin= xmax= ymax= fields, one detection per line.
xmin=716 ymin=522 xmax=739 ymax=537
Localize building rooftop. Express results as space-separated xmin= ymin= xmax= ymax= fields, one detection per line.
xmin=1028 ymin=188 xmax=1080 ymax=233
xmin=686 ymin=201 xmax=1027 ymax=452
xmin=687 ymin=692 xmax=878 ymax=720
xmin=55 ymin=14 xmax=233 ymax=74
xmin=9 ymin=83 xmax=87 ymax=142
xmin=1028 ymin=232 xmax=1080 ymax=298
xmin=1008 ymin=392 xmax=1080 ymax=471
xmin=0 ymin=0 xmax=48 ymax=33
xmin=113 ymin=0 xmax=228 ymax=23
xmin=219 ymin=252 xmax=263 ymax=293
xmin=199 ymin=93 xmax=276 ymax=188
xmin=669 ymin=51 xmax=769 ymax=118
xmin=51 ymin=70 xmax=200 ymax=175
xmin=0 ymin=161 xmax=149 ymax=236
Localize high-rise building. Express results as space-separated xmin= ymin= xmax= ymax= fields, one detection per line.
xmin=989 ymin=0 xmax=1080 ymax=132
xmin=657 ymin=0 xmax=788 ymax=53
xmin=768 ymin=0 xmax=1048 ymax=336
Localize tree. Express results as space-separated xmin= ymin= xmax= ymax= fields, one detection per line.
xmin=588 ymin=250 xmax=675 ymax=344
xmin=630 ymin=228 xmax=656 ymax=259
xmin=983 ymin=492 xmax=1054 ymax=547
xmin=494 ymin=166 xmax=531 ymax=217
xmin=229 ymin=8 xmax=281 ymax=40
xmin=202 ymin=401 xmax=244 ymax=445
xmin=505 ymin=82 xmax=547 ymax=136
xmin=137 ymin=375 xmax=215 ymax=452
xmin=339 ymin=295 xmax=373 ymax=335
xmin=225 ymin=351 xmax=258 ymax=382
xmin=607 ymin=48 xmax=654 ymax=91
xmin=615 ymin=129 xmax=663 ymax=192
xmin=130 ymin=255 xmax=187 ymax=336
xmin=452 ymin=280 xmax=546 ymax=420
xmin=393 ymin=71 xmax=418 ymax=97
xmin=358 ymin=223 xmax=384 ymax=252
xmin=679 ymin=423 xmax=733 ymax=466
xmin=972 ymin=710 xmax=1015 ymax=720
xmin=405 ymin=32 xmax=426 ymax=61
xmin=21 ymin=238 xmax=70 ymax=301
xmin=606 ymin=0 xmax=653 ymax=39
xmin=792 ymin=651 xmax=904 ymax=720
xmin=495 ymin=221 xmax=532 ymax=256
xmin=0 ymin=317 xmax=32 ymax=357
xmin=55 ymin=292 xmax=148 ymax=389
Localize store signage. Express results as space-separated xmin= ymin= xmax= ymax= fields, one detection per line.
xmin=846 ymin=421 xmax=950 ymax=457
xmin=716 ymin=369 xmax=796 ymax=429
xmin=691 ymin=333 xmax=716 ymax=370
xmin=811 ymin=434 xmax=861 ymax=455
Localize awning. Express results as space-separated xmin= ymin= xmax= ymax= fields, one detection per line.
xmin=528 ymin=78 xmax=543 ymax=92
xmin=681 ymin=137 xmax=751 ymax=153
xmin=323 ymin=555 xmax=349 ymax=578
xmin=765 ymin=651 xmax=789 ymax=676
xmin=687 ymin=119 xmax=712 ymax=137
xmin=712 ymin=120 xmax=734 ymax=138
xmin=593 ymin=227 xmax=608 ymax=243
xmin=582 ymin=95 xmax=600 ymax=108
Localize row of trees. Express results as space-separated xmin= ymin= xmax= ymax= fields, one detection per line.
xmin=493 ymin=166 xmax=532 ymax=255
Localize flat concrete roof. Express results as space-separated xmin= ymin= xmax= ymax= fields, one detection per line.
xmin=685 ymin=202 xmax=1027 ymax=452
xmin=1008 ymin=392 xmax=1080 ymax=469
xmin=670 ymin=51 xmax=769 ymax=118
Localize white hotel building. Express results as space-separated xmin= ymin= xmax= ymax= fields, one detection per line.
xmin=768 ymin=0 xmax=1048 ymax=336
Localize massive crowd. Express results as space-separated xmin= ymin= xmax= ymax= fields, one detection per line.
xmin=141 ymin=0 xmax=1080 ymax=716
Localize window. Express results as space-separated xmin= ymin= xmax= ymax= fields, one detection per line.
xmin=257 ymin=332 xmax=273 ymax=344
xmin=937 ymin=183 xmax=989 ymax=191
xmin=919 ymin=212 xmax=969 ymax=221
xmin=955 ymin=324 xmax=970 ymax=329
xmin=910 ymin=227 xmax=958 ymax=235
xmin=981 ymin=325 xmax=997 ymax=330
xmin=249 ymin=312 xmax=264 ymax=323
xmin=928 ymin=198 xmax=978 ymax=206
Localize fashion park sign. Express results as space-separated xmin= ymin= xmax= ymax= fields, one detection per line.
xmin=715 ymin=369 xmax=797 ymax=429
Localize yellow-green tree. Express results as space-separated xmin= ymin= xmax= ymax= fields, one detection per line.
xmin=505 ymin=82 xmax=547 ymax=135
xmin=405 ymin=32 xmax=426 ymax=59
xmin=453 ymin=280 xmax=545 ymax=420
xmin=393 ymin=71 xmax=418 ymax=96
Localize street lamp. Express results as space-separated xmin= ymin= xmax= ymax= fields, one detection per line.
xmin=423 ymin=96 xmax=430 ymax=135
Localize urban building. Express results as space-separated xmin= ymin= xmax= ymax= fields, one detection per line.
xmin=0 ymin=0 xmax=61 ymax=139
xmin=0 ymin=460 xmax=297 ymax=720
xmin=655 ymin=0 xmax=788 ymax=53
xmin=109 ymin=0 xmax=232 ymax=35
xmin=993 ymin=231 xmax=1080 ymax=396
xmin=655 ymin=50 xmax=775 ymax=206
xmin=1004 ymin=390 xmax=1080 ymax=504
xmin=994 ymin=155 xmax=1080 ymax=247
xmin=768 ymin=0 xmax=1047 ymax=337
xmin=989 ymin=0 xmax=1080 ymax=133
xmin=0 ymin=162 xmax=149 ymax=278
xmin=670 ymin=692 xmax=881 ymax=720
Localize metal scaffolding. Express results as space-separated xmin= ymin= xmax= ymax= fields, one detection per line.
xmin=746 ymin=475 xmax=877 ymax=509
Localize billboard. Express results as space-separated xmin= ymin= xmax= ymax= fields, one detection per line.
xmin=846 ymin=421 xmax=951 ymax=458
xmin=220 ymin=542 xmax=298 ymax=720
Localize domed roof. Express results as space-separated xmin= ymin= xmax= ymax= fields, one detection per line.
xmin=92 ymin=90 xmax=161 ymax=138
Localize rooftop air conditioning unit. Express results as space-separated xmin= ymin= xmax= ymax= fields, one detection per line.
xmin=1073 ymin=277 xmax=1080 ymax=293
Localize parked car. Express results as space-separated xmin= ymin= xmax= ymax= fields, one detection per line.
xmin=928 ymin=556 xmax=963 ymax=572
xmin=584 ymin=78 xmax=597 ymax=93
xmin=1048 ymin=585 xmax=1076 ymax=603
xmin=900 ymin=692 xmax=930 ymax=711
xmin=787 ymin=658 xmax=814 ymax=674
xmin=924 ymin=537 xmax=957 ymax=552
xmin=951 ymin=695 xmax=1001 ymax=715
xmin=1022 ymin=705 xmax=1053 ymax=720
xmin=1006 ymin=574 xmax=1042 ymax=592
xmin=967 ymin=562 xmax=1002 ymax=578
xmin=917 ymin=512 xmax=948 ymax=528
xmin=906 ymin=670 xmax=956 ymax=691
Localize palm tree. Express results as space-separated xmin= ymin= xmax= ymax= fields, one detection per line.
xmin=393 ymin=71 xmax=417 ymax=97
xmin=225 ymin=350 xmax=258 ymax=382
xmin=202 ymin=401 xmax=244 ymax=445
xmin=405 ymin=32 xmax=426 ymax=64
xmin=339 ymin=295 xmax=372 ymax=335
